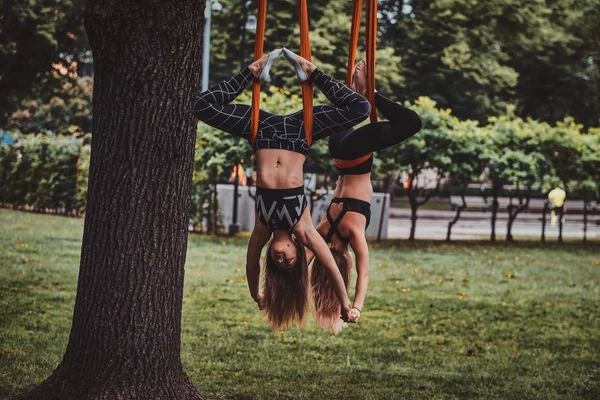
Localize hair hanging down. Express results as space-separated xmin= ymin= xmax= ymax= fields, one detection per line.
xmin=310 ymin=248 xmax=352 ymax=334
xmin=263 ymin=239 xmax=309 ymax=331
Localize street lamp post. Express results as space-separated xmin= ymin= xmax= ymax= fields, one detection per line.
xmin=229 ymin=1 xmax=257 ymax=236
xmin=202 ymin=0 xmax=223 ymax=92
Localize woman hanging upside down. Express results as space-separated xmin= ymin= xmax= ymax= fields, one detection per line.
xmin=191 ymin=48 xmax=371 ymax=330
xmin=308 ymin=59 xmax=423 ymax=333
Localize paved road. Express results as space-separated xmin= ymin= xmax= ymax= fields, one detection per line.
xmin=387 ymin=208 xmax=600 ymax=240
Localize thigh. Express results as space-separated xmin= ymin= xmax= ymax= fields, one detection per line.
xmin=328 ymin=129 xmax=352 ymax=159
xmin=334 ymin=122 xmax=391 ymax=159
xmin=311 ymin=105 xmax=366 ymax=141
xmin=196 ymin=102 xmax=251 ymax=139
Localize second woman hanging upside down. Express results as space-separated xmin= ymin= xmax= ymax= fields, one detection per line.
xmin=308 ymin=59 xmax=422 ymax=333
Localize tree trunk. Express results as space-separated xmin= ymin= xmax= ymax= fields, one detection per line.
xmin=14 ymin=1 xmax=206 ymax=399
xmin=212 ymin=182 xmax=218 ymax=235
xmin=446 ymin=192 xmax=466 ymax=242
xmin=490 ymin=184 xmax=500 ymax=242
xmin=207 ymin=183 xmax=213 ymax=234
xmin=388 ymin=176 xmax=397 ymax=202
xmin=409 ymin=196 xmax=418 ymax=241
xmin=541 ymin=201 xmax=549 ymax=243
xmin=583 ymin=189 xmax=588 ymax=243
xmin=506 ymin=189 xmax=530 ymax=242
xmin=558 ymin=209 xmax=564 ymax=243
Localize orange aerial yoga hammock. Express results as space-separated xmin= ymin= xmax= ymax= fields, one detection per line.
xmin=249 ymin=0 xmax=267 ymax=147
xmin=347 ymin=0 xmax=377 ymax=121
xmin=249 ymin=0 xmax=314 ymax=147
xmin=335 ymin=0 xmax=378 ymax=169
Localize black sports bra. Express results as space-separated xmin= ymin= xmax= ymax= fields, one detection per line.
xmin=326 ymin=197 xmax=371 ymax=243
xmin=256 ymin=186 xmax=307 ymax=232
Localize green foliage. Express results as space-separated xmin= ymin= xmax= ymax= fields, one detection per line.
xmin=2 ymin=0 xmax=599 ymax=133
xmin=377 ymin=97 xmax=462 ymax=192
xmin=0 ymin=0 xmax=90 ymax=124
xmin=482 ymin=107 xmax=546 ymax=192
xmin=380 ymin=0 xmax=600 ymax=126
xmin=6 ymin=77 xmax=93 ymax=135
xmin=0 ymin=133 xmax=89 ymax=214
xmin=208 ymin=0 xmax=404 ymax=95
xmin=2 ymin=91 xmax=598 ymax=237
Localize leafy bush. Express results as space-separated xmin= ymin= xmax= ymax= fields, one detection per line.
xmin=1 ymin=92 xmax=599 ymax=241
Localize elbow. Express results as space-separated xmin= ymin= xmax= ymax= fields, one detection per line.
xmin=358 ymin=98 xmax=372 ymax=120
xmin=349 ymin=96 xmax=371 ymax=122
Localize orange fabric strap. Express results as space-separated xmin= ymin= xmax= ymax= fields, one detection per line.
xmin=334 ymin=153 xmax=373 ymax=169
xmin=365 ymin=0 xmax=378 ymax=122
xmin=250 ymin=0 xmax=267 ymax=147
xmin=298 ymin=0 xmax=314 ymax=147
xmin=346 ymin=0 xmax=363 ymax=87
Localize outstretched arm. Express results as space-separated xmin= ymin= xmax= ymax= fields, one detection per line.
xmin=294 ymin=211 xmax=351 ymax=321
xmin=349 ymin=232 xmax=370 ymax=322
xmin=246 ymin=215 xmax=272 ymax=309
xmin=306 ymin=216 xmax=329 ymax=266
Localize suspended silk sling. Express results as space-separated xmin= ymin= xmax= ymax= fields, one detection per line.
xmin=249 ymin=0 xmax=314 ymax=147
xmin=298 ymin=0 xmax=314 ymax=146
xmin=249 ymin=0 xmax=267 ymax=147
xmin=335 ymin=0 xmax=378 ymax=170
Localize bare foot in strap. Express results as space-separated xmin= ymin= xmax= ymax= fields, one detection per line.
xmin=248 ymin=54 xmax=271 ymax=79
xmin=282 ymin=48 xmax=316 ymax=82
xmin=354 ymin=58 xmax=368 ymax=96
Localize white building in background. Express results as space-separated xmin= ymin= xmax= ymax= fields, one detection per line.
xmin=215 ymin=184 xmax=391 ymax=239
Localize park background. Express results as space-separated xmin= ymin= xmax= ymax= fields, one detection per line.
xmin=1 ymin=0 xmax=600 ymax=399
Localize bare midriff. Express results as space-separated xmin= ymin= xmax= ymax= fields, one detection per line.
xmin=255 ymin=149 xmax=306 ymax=189
xmin=337 ymin=173 xmax=373 ymax=203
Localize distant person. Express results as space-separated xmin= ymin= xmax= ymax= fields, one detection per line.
xmin=548 ymin=186 xmax=566 ymax=226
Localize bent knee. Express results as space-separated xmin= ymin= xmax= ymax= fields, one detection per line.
xmin=409 ymin=110 xmax=423 ymax=134
xmin=353 ymin=97 xmax=372 ymax=120
xmin=191 ymin=97 xmax=210 ymax=119
xmin=401 ymin=109 xmax=422 ymax=135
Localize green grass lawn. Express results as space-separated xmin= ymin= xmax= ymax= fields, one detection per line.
xmin=1 ymin=209 xmax=599 ymax=400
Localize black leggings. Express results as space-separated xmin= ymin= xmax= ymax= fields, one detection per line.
xmin=328 ymin=92 xmax=422 ymax=160
xmin=191 ymin=68 xmax=371 ymax=156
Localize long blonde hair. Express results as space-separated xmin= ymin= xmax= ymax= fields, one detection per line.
xmin=262 ymin=239 xmax=309 ymax=331
xmin=310 ymin=248 xmax=352 ymax=334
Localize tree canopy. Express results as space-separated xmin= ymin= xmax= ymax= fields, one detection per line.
xmin=1 ymin=0 xmax=598 ymax=131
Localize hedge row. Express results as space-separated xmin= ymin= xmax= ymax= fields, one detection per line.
xmin=0 ymin=133 xmax=90 ymax=215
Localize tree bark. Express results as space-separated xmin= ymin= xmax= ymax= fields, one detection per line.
xmin=490 ymin=184 xmax=500 ymax=242
xmin=506 ymin=187 xmax=530 ymax=242
xmin=541 ymin=200 xmax=549 ymax=243
xmin=583 ymin=188 xmax=588 ymax=243
xmin=14 ymin=1 xmax=206 ymax=399
xmin=406 ymin=178 xmax=418 ymax=241
xmin=447 ymin=191 xmax=466 ymax=242
xmin=558 ymin=208 xmax=564 ymax=243
xmin=212 ymin=182 xmax=218 ymax=235
xmin=409 ymin=197 xmax=418 ymax=241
